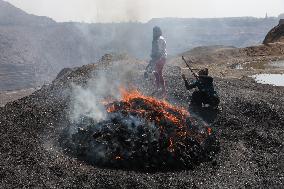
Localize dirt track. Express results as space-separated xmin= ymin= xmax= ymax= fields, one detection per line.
xmin=0 ymin=60 xmax=283 ymax=188
xmin=172 ymin=43 xmax=284 ymax=80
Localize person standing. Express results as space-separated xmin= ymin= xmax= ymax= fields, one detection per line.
xmin=150 ymin=26 xmax=167 ymax=97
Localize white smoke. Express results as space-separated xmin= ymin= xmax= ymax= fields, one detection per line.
xmin=69 ymin=61 xmax=137 ymax=124
xmin=70 ymin=84 xmax=107 ymax=122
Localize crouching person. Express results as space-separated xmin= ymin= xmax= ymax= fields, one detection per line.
xmin=182 ymin=68 xmax=220 ymax=109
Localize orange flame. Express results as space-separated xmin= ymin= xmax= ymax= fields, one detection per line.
xmin=168 ymin=137 xmax=175 ymax=153
xmin=207 ymin=127 xmax=212 ymax=135
xmin=118 ymin=88 xmax=190 ymax=127
xmin=103 ymin=88 xmax=212 ymax=153
xmin=106 ymin=104 xmax=116 ymax=113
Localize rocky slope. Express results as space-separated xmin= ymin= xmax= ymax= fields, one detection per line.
xmin=263 ymin=19 xmax=284 ymax=44
xmin=0 ymin=56 xmax=283 ymax=188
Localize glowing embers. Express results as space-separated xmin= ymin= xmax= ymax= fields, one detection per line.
xmin=62 ymin=89 xmax=219 ymax=170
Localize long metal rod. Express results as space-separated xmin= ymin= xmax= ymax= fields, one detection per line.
xmin=182 ymin=56 xmax=198 ymax=79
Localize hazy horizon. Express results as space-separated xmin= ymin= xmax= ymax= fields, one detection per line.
xmin=4 ymin=0 xmax=284 ymax=23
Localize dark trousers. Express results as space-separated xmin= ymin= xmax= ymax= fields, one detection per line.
xmin=191 ymin=91 xmax=220 ymax=107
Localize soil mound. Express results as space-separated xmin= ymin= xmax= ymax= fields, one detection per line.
xmin=60 ymin=90 xmax=219 ymax=170
xmin=0 ymin=57 xmax=283 ymax=188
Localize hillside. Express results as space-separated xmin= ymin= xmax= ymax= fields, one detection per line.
xmin=0 ymin=0 xmax=281 ymax=91
xmin=171 ymin=41 xmax=284 ymax=81
xmin=0 ymin=0 xmax=54 ymax=26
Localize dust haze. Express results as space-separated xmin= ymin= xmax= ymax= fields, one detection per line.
xmin=5 ymin=0 xmax=284 ymax=23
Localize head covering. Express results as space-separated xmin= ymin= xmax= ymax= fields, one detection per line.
xmin=198 ymin=68 xmax=209 ymax=76
xmin=153 ymin=26 xmax=162 ymax=40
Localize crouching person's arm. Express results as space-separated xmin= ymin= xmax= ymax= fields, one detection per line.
xmin=182 ymin=74 xmax=197 ymax=90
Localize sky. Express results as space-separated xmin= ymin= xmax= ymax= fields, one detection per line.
xmin=5 ymin=0 xmax=284 ymax=23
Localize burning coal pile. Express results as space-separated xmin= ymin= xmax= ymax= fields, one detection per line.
xmin=61 ymin=89 xmax=219 ymax=170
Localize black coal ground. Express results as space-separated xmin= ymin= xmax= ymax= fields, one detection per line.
xmin=0 ymin=62 xmax=283 ymax=188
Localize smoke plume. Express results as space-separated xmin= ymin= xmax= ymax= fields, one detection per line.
xmin=69 ymin=62 xmax=136 ymax=126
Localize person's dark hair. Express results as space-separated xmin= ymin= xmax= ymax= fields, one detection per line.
xmin=198 ymin=68 xmax=209 ymax=76
xmin=153 ymin=26 xmax=162 ymax=40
